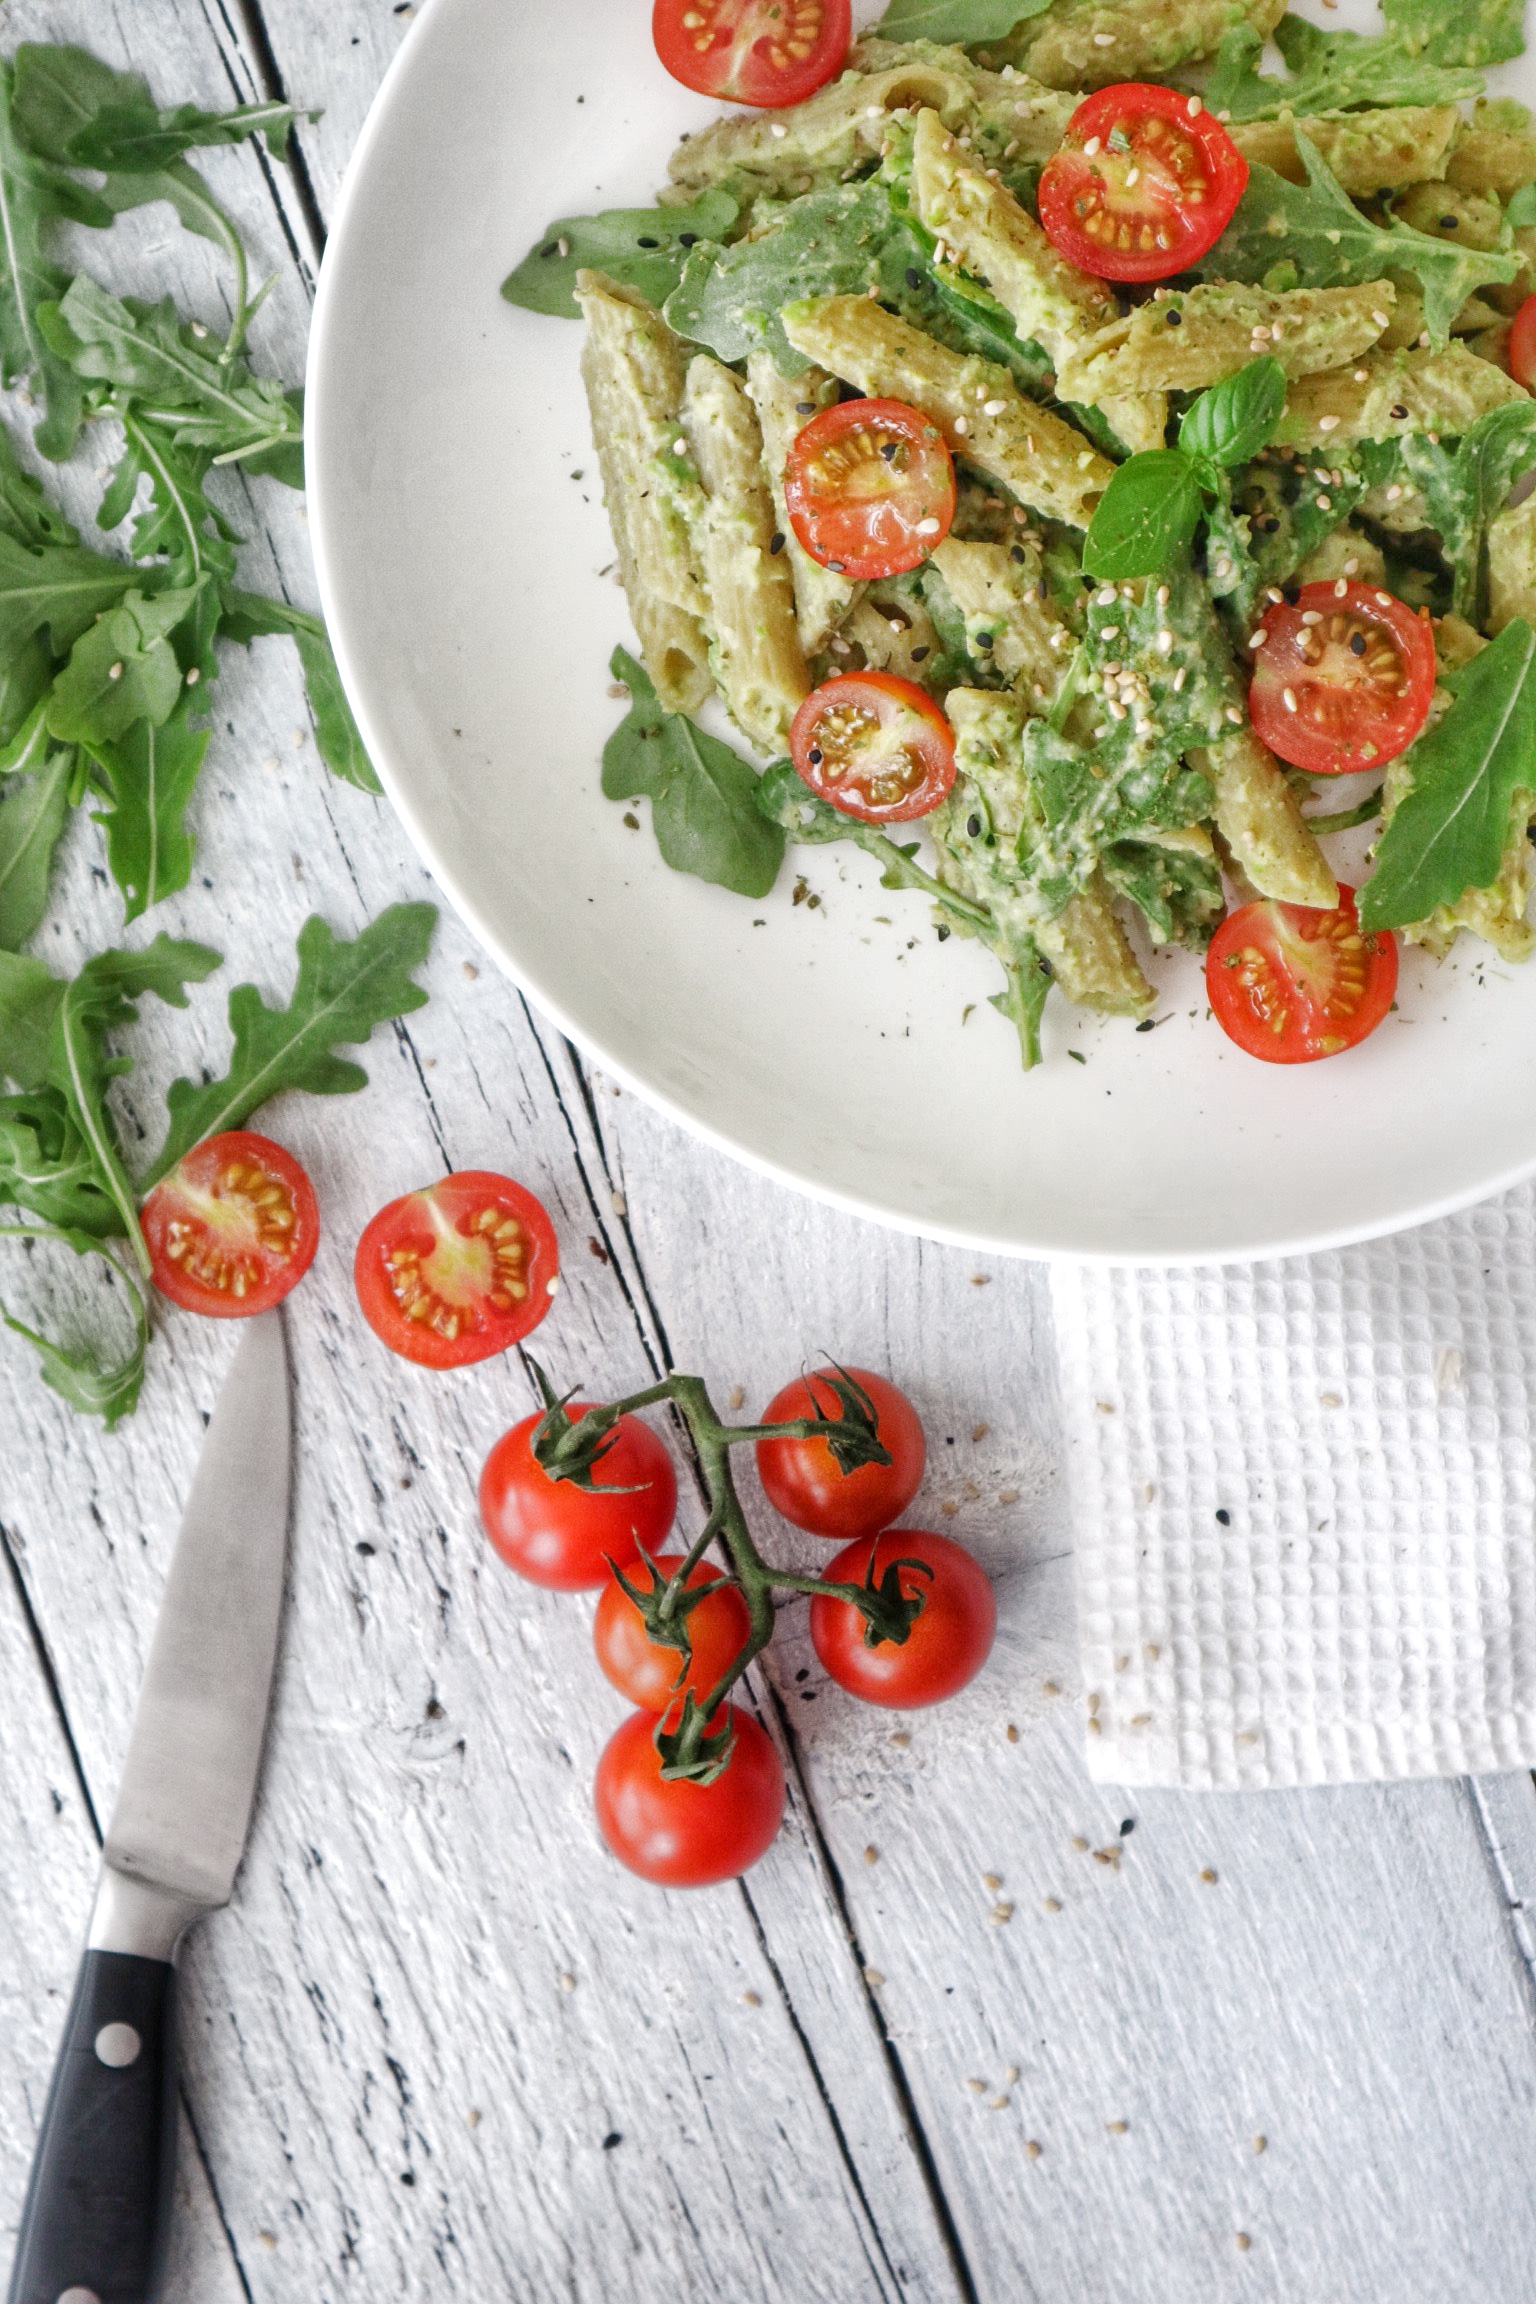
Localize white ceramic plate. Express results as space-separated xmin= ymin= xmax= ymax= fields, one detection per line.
xmin=308 ymin=0 xmax=1536 ymax=1264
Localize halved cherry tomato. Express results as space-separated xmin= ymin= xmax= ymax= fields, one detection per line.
xmin=594 ymin=1554 xmax=751 ymax=1708
xmin=481 ymin=1406 xmax=677 ymax=1590
xmin=142 ymin=1130 xmax=319 ymax=1319
xmin=756 ymin=1366 xmax=925 ymax=1540
xmin=1206 ymin=886 xmax=1398 ymax=1064
xmin=1509 ymin=294 xmax=1536 ymax=390
xmin=652 ymin=0 xmax=850 ymax=107
xmin=594 ymin=1705 xmax=786 ymax=1886
xmin=1038 ymin=84 xmax=1248 ymax=283
xmin=355 ymin=1170 xmax=558 ymax=1369
xmin=811 ymin=1529 xmax=996 ymax=1708
xmin=791 ymin=673 xmax=956 ymax=823
xmin=1248 ymin=581 xmax=1436 ymax=774
xmin=784 ymin=399 xmax=956 ymax=580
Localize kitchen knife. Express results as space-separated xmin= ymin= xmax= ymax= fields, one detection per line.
xmin=8 ymin=1308 xmax=292 ymax=2304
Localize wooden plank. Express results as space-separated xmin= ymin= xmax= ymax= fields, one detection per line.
xmin=0 ymin=4 xmax=968 ymax=2295
xmin=602 ymin=1081 xmax=1536 ymax=2303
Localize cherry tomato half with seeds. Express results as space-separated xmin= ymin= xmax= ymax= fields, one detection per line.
xmin=594 ymin=1705 xmax=786 ymax=1886
xmin=594 ymin=1555 xmax=751 ymax=1709
xmin=811 ymin=1530 xmax=996 ymax=1709
xmin=1508 ymin=294 xmax=1536 ymax=390
xmin=1248 ymin=580 xmax=1436 ymax=774
xmin=756 ymin=1366 xmax=926 ymax=1540
xmin=784 ymin=398 xmax=956 ymax=581
xmin=791 ymin=673 xmax=956 ymax=823
xmin=142 ymin=1130 xmax=319 ymax=1319
xmin=1038 ymin=83 xmax=1248 ymax=283
xmin=652 ymin=0 xmax=850 ymax=107
xmin=481 ymin=1406 xmax=677 ymax=1591
xmin=355 ymin=1170 xmax=558 ymax=1369
xmin=1206 ymin=886 xmax=1398 ymax=1065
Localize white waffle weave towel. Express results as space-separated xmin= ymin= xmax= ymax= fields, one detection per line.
xmin=1050 ymin=1183 xmax=1536 ymax=1790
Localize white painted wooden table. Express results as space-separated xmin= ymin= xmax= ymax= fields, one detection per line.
xmin=5 ymin=6 xmax=1536 ymax=2298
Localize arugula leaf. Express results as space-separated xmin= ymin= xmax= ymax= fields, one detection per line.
xmin=1178 ymin=358 xmax=1286 ymax=473
xmin=0 ymin=1091 xmax=118 ymax=1235
xmin=873 ymin=0 xmax=1051 ymax=38
xmin=1205 ymin=18 xmax=1483 ymax=122
xmin=0 ymin=947 xmax=64 ymax=1086
xmin=503 ymin=193 xmax=738 ymax=321
xmin=101 ymin=409 xmax=238 ymax=588
xmin=756 ymin=757 xmax=990 ymax=929
xmin=1195 ymin=135 xmax=1518 ymax=348
xmin=1364 ymin=402 xmax=1536 ymax=622
xmin=0 ymin=62 xmax=88 ymax=463
xmin=0 ymin=419 xmax=75 ymax=550
xmin=52 ymin=938 xmax=222 ymax=1265
xmin=0 ymin=531 xmax=154 ymax=669
xmin=1382 ymin=0 xmax=1524 ymax=69
xmin=1100 ymin=837 xmax=1225 ymax=950
xmin=147 ymin=903 xmax=437 ymax=1182
xmin=87 ymin=704 xmax=208 ymax=924
xmin=1361 ymin=619 xmax=1536 ymax=931
xmin=0 ymin=1223 xmax=148 ymax=1427
xmin=0 ymin=730 xmax=70 ymax=948
xmin=220 ymin=588 xmax=380 ymax=792
xmin=1082 ymin=452 xmax=1203 ymax=581
xmin=38 ymin=278 xmax=303 ymax=469
xmin=69 ymin=98 xmax=311 ymax=172
xmin=45 ymin=584 xmax=201 ymax=745
xmin=603 ymin=648 xmax=785 ymax=900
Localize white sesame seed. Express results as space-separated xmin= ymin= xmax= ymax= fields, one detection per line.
xmin=1386 ymin=482 xmax=1403 ymax=501
xmin=1283 ymin=686 xmax=1298 ymax=711
xmin=1101 ymin=625 xmax=1120 ymax=640
xmin=1093 ymin=30 xmax=1116 ymax=44
xmin=1156 ymin=584 xmax=1170 ymax=606
xmin=1376 ymin=590 xmax=1393 ymax=605
xmin=1173 ymin=666 xmax=1187 ymax=690
xmin=1156 ymin=628 xmax=1174 ymax=654
xmin=770 ymin=123 xmax=788 ymax=138
xmin=1353 ymin=368 xmax=1369 ymax=382
xmin=107 ymin=661 xmax=123 ymax=681
xmin=1083 ymin=136 xmax=1102 ymax=157
xmin=1096 ymin=586 xmax=1117 ymax=605
xmin=1344 ymin=557 xmax=1360 ymax=575
xmin=915 ymin=516 xmax=941 ymax=534
xmin=672 ymin=437 xmax=686 ymax=455
xmin=1300 ymin=609 xmax=1322 ymax=625
xmin=1266 ymin=588 xmax=1283 ymax=604
xmin=983 ymin=398 xmax=1007 ymax=415
xmin=1187 ymin=95 xmax=1203 ymax=115
xmin=1250 ymin=325 xmax=1272 ymax=342
xmin=1247 ymin=630 xmax=1264 ymax=649
xmin=1224 ymin=705 xmax=1243 ymax=724
xmin=1316 ymin=496 xmax=1331 ymax=511
xmin=1077 ymin=450 xmax=1094 ymax=467
xmin=1334 ymin=578 xmax=1348 ymax=597
xmin=1372 ymin=310 xmax=1390 ymax=328
xmin=1124 ymin=167 xmax=1139 ymax=187
xmin=557 ymin=237 xmax=570 ymax=258
xmin=1318 ymin=414 xmax=1340 ymax=432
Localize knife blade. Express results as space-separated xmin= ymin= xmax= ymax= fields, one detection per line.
xmin=9 ymin=1308 xmax=292 ymax=2304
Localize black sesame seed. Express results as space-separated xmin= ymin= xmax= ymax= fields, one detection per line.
xmin=828 ymin=559 xmax=847 ymax=573
xmin=1349 ymin=631 xmax=1367 ymax=655
xmin=880 ymin=440 xmax=900 ymax=461
xmin=1390 ymin=405 xmax=1409 ymax=420
xmin=602 ymin=2132 xmax=623 ymax=2151
xmin=911 ymin=645 xmax=930 ymax=660
xmin=769 ymin=532 xmax=786 ymax=554
xmin=540 ymin=241 xmax=560 ymax=259
xmin=1439 ymin=214 xmax=1458 ymax=230
xmin=796 ymin=400 xmax=816 ymax=415
xmin=1283 ymin=584 xmax=1301 ymax=605
xmin=1135 ymin=1017 xmax=1155 ymax=1032
xmin=678 ymin=232 xmax=699 ymax=247
xmin=637 ymin=235 xmax=660 ymax=249
xmin=1215 ymin=1507 xmax=1231 ymax=1526
xmin=1120 ymin=1817 xmax=1136 ymax=1835
xmin=1011 ymin=544 xmax=1027 ymax=563
xmin=906 ymin=267 xmax=924 ymax=290
xmin=1165 ymin=307 xmax=1182 ymax=326
xmin=975 ymin=631 xmax=994 ymax=649
xmin=809 ymin=747 xmax=824 ymax=765
xmin=937 ymin=923 xmax=951 ymax=940
xmin=967 ymin=813 xmax=982 ymax=837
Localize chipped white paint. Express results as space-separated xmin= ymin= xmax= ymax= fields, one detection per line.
xmin=0 ymin=5 xmax=1533 ymax=2300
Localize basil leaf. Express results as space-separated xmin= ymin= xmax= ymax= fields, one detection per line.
xmin=603 ymin=648 xmax=785 ymax=900
xmin=1205 ymin=18 xmax=1483 ymax=122
xmin=0 ymin=732 xmax=71 ymax=948
xmin=1178 ymin=358 xmax=1287 ymax=473
xmin=1361 ymin=619 xmax=1536 ymax=932
xmin=1082 ymin=452 xmax=1203 ymax=582
xmin=219 ymin=588 xmax=380 ymax=792
xmin=503 ymin=193 xmax=738 ymax=322
xmin=0 ymin=1223 xmax=147 ymax=1428
xmin=873 ymin=0 xmax=1051 ymax=38
xmin=45 ymin=584 xmax=202 ymax=745
xmin=1382 ymin=0 xmax=1524 ymax=69
xmin=147 ymin=903 xmax=438 ymax=1183
xmin=86 ymin=704 xmax=208 ymax=924
xmin=1195 ymin=135 xmax=1518 ymax=348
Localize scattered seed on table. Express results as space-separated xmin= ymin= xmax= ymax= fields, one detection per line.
xmin=864 ymin=1845 xmax=879 ymax=1865
xmin=990 ymin=1903 xmax=1014 ymax=1925
xmin=1107 ymin=2120 xmax=1129 ymax=2134
xmin=1005 ymin=2066 xmax=1019 ymax=2084
xmin=611 ymin=1191 xmax=627 ymax=1217
xmin=1237 ymin=2233 xmax=1252 ymax=2252
xmin=971 ymin=1422 xmax=989 ymax=1441
xmin=891 ymin=1731 xmax=911 ymax=1748
xmin=559 ymin=1972 xmax=577 ymax=1992
xmin=1072 ymin=1836 xmax=1090 ymax=1852
xmin=462 ymin=962 xmax=479 ymax=980
xmin=602 ymin=2132 xmax=623 ymax=2151
xmin=1006 ymin=1723 xmax=1020 ymax=1743
xmin=1042 ymin=1896 xmax=1062 ymax=1913
xmin=743 ymin=1991 xmax=762 ymax=2007
xmin=864 ymin=1968 xmax=885 ymax=1988
xmin=467 ymin=2109 xmax=482 ymax=2130
xmin=258 ymin=2232 xmax=278 ymax=2251
xmin=983 ymin=1872 xmax=1003 ymax=1891
xmin=941 ymin=1501 xmax=960 ymax=1517
xmin=1201 ymin=1868 xmax=1219 ymax=1885
xmin=989 ymin=2095 xmax=1010 ymax=2110
xmin=1092 ymin=1847 xmax=1120 ymax=1869
xmin=967 ymin=2077 xmax=987 ymax=2094
xmin=971 ymin=1274 xmax=991 ymax=1286
xmin=1043 ymin=1681 xmax=1060 ymax=1698
xmin=1026 ymin=2140 xmax=1043 ymax=2160
xmin=1253 ymin=2134 xmax=1267 ymax=2154
xmin=729 ymin=1385 xmax=745 ymax=1410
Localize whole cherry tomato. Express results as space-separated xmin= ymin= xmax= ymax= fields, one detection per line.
xmin=595 ymin=1705 xmax=785 ymax=1886
xmin=594 ymin=1555 xmax=751 ymax=1710
xmin=481 ymin=1406 xmax=677 ymax=1590
xmin=756 ymin=1366 xmax=925 ymax=1540
xmin=811 ymin=1529 xmax=996 ymax=1707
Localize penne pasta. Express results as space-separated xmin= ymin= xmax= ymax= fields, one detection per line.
xmin=1273 ymin=342 xmax=1528 ymax=452
xmin=929 ymin=537 xmax=1065 ymax=695
xmin=1193 ymin=726 xmax=1338 ymax=910
xmin=576 ymin=270 xmax=712 ymax=714
xmin=681 ymin=354 xmax=811 ymax=753
xmin=745 ymin=351 xmax=860 ymax=657
xmin=780 ymin=295 xmax=1115 ymax=529
xmin=1056 ymin=282 xmax=1394 ymax=400
xmin=1231 ymin=108 xmax=1460 ymax=198
xmin=998 ymin=0 xmax=1285 ymax=91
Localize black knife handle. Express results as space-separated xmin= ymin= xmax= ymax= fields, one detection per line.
xmin=8 ymin=1951 xmax=177 ymax=2304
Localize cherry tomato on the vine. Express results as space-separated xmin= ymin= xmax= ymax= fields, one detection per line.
xmin=1509 ymin=294 xmax=1536 ymax=390
xmin=594 ymin=1555 xmax=751 ymax=1709
xmin=756 ymin=1366 xmax=925 ymax=1540
xmin=355 ymin=1171 xmax=558 ymax=1369
xmin=1038 ymin=83 xmax=1248 ymax=283
xmin=1248 ymin=580 xmax=1436 ymax=774
xmin=790 ymin=673 xmax=956 ymax=823
xmin=811 ymin=1529 xmax=996 ymax=1708
xmin=594 ymin=1705 xmax=786 ymax=1886
xmin=142 ymin=1130 xmax=319 ymax=1319
xmin=481 ymin=1406 xmax=677 ymax=1591
xmin=784 ymin=398 xmax=956 ymax=581
xmin=1206 ymin=886 xmax=1398 ymax=1064
xmin=652 ymin=0 xmax=850 ymax=107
